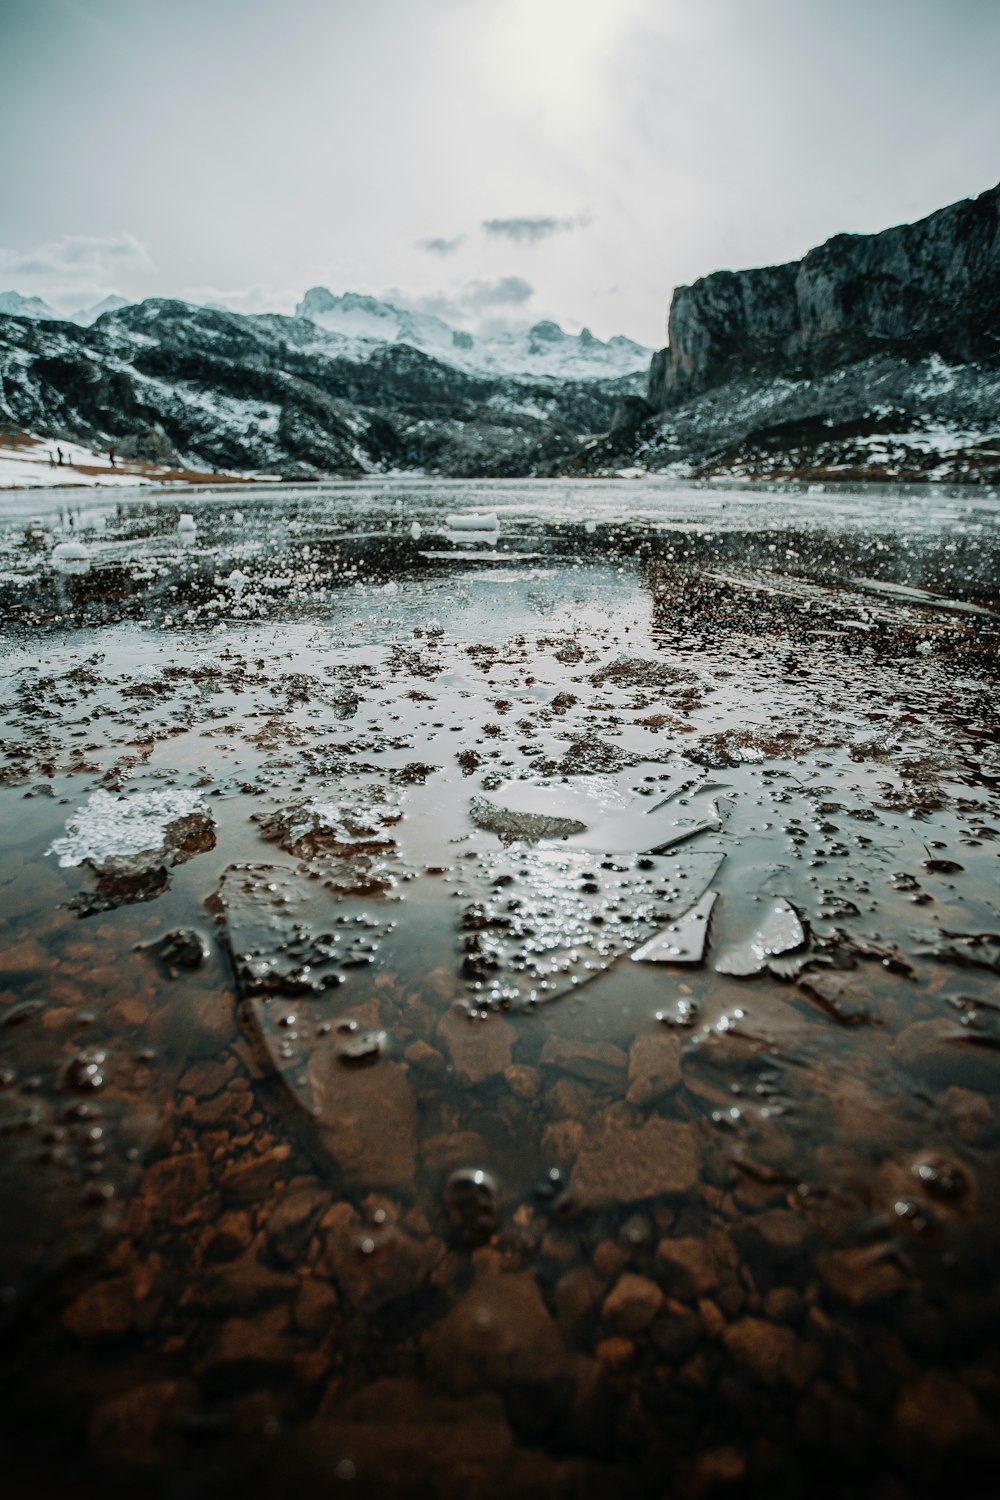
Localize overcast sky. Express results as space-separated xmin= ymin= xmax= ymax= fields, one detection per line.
xmin=2 ymin=0 xmax=998 ymax=343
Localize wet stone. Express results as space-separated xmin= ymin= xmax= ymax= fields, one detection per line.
xmin=892 ymin=1370 xmax=987 ymax=1453
xmin=198 ymin=1305 xmax=295 ymax=1387
xmin=469 ymin=795 xmax=588 ymax=843
xmin=504 ymin=1062 xmax=541 ymax=1100
xmin=817 ymin=1247 xmax=906 ymax=1308
xmin=311 ymin=1057 xmax=418 ymax=1196
xmin=798 ymin=970 xmax=876 ymax=1025
xmin=135 ymin=1150 xmax=211 ymax=1225
xmin=293 ymin=1277 xmax=338 ymax=1335
xmin=139 ymin=926 xmax=209 ymax=973
xmin=655 ymin=1236 xmax=720 ymax=1299
xmin=320 ymin=1201 xmax=440 ymax=1312
xmin=540 ymin=1034 xmax=627 ymax=1085
xmin=218 ymin=1150 xmax=285 ymax=1203
xmin=425 ymin=1268 xmax=575 ymax=1417
xmin=201 ymin=1258 xmax=298 ymax=1315
xmin=721 ymin=1316 xmax=820 ymax=1389
xmin=554 ymin=1267 xmax=605 ymax=1342
xmin=336 ymin=1028 xmax=387 ymax=1066
xmin=437 ymin=1007 xmax=516 ymax=1085
xmin=602 ymin=1272 xmax=664 ymax=1334
xmin=570 ymin=1115 xmax=699 ymax=1208
xmin=626 ymin=1031 xmax=682 ymax=1106
xmin=61 ymin=1277 xmax=134 ymax=1343
xmin=88 ymin=1380 xmax=200 ymax=1477
xmin=443 ymin=1167 xmax=500 ymax=1246
xmin=266 ymin=1187 xmax=331 ymax=1265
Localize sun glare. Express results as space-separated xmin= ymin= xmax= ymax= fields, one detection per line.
xmin=482 ymin=0 xmax=642 ymax=143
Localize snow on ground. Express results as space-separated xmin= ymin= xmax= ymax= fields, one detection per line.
xmin=0 ymin=436 xmax=146 ymax=489
xmin=0 ymin=434 xmax=280 ymax=490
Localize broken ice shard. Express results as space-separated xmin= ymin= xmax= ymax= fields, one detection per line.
xmin=631 ymin=889 xmax=718 ymax=965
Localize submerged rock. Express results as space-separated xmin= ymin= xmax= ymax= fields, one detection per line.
xmin=311 ymin=1057 xmax=418 ymax=1195
xmin=602 ymin=1273 xmax=663 ymax=1333
xmin=443 ymin=1167 xmax=500 ymax=1246
xmin=570 ymin=1115 xmax=699 ymax=1208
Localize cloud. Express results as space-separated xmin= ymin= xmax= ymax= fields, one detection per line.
xmin=391 ymin=275 xmax=535 ymax=329
xmin=461 ymin=275 xmax=534 ymax=308
xmin=481 ymin=214 xmax=590 ymax=245
xmin=0 ymin=232 xmax=152 ymax=281
xmin=0 ymin=232 xmax=154 ymax=313
xmin=178 ymin=283 xmax=298 ymax=316
xmin=416 ymin=235 xmax=466 ymax=256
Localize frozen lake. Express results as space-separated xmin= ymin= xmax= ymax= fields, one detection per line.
xmin=1 ymin=477 xmax=999 ymax=1496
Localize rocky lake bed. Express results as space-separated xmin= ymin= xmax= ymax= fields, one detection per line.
xmin=1 ymin=475 xmax=998 ymax=1497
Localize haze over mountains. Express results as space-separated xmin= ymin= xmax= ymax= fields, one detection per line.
xmin=1 ymin=184 xmax=998 ymax=485
xmin=0 ymin=285 xmax=651 ymax=383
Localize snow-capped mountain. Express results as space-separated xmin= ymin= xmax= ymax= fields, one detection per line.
xmin=0 ymin=296 xmax=646 ymax=482
xmin=72 ymin=294 xmax=131 ymax=325
xmin=0 ymin=291 xmax=132 ymax=325
xmin=0 ymin=291 xmax=58 ymax=321
xmin=294 ymin=287 xmax=652 ymax=382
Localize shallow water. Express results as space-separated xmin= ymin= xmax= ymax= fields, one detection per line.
xmin=1 ymin=477 xmax=999 ymax=1497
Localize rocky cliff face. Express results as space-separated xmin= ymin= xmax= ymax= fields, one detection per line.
xmin=650 ymin=184 xmax=1000 ymax=408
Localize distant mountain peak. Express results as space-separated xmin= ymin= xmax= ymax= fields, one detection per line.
xmin=0 ymin=290 xmax=58 ymax=321
xmin=72 ymin=294 xmax=130 ymax=325
xmin=295 ymin=288 xmax=651 ymax=381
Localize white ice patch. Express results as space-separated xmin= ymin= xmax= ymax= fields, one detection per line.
xmin=445 ymin=512 xmax=499 ymax=532
xmin=48 ymin=788 xmax=207 ymax=870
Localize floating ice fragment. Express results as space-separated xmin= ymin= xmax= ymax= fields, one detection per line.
xmin=48 ymin=788 xmax=209 ymax=873
xmin=469 ymin=795 xmax=588 ymax=842
xmin=632 ymin=889 xmax=718 ymax=964
xmin=410 ymin=521 xmax=422 ymax=540
xmin=445 ymin=511 xmax=499 ymax=532
xmin=177 ymin=512 xmax=196 ymax=534
xmin=226 ymin=568 xmax=248 ymax=598
xmin=715 ymin=898 xmax=806 ymax=977
xmin=51 ymin=540 xmax=89 ymax=563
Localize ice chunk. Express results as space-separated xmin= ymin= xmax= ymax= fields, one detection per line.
xmin=469 ymin=796 xmax=588 ymax=842
xmin=715 ymin=898 xmax=806 ymax=977
xmin=51 ymin=540 xmax=89 ymax=562
xmin=632 ymin=889 xmax=718 ymax=965
xmin=445 ymin=511 xmax=499 ymax=532
xmin=48 ymin=789 xmax=210 ymax=874
xmin=460 ymin=848 xmax=723 ymax=1008
xmin=177 ymin=512 xmax=196 ymax=534
xmin=472 ymin=780 xmax=722 ymax=855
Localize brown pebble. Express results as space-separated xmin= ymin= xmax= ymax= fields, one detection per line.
xmin=722 ymin=1316 xmax=820 ymax=1389
xmin=602 ymin=1273 xmax=663 ymax=1334
xmin=596 ymin=1336 xmax=635 ymax=1370
xmin=62 ymin=1278 xmax=134 ymax=1344
xmin=503 ymin=1063 xmax=541 ymax=1100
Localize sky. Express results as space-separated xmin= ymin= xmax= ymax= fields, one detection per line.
xmin=1 ymin=0 xmax=998 ymax=345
